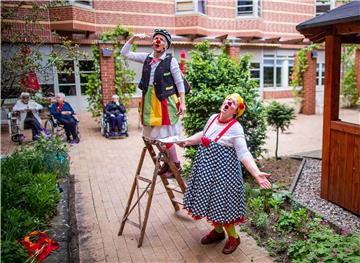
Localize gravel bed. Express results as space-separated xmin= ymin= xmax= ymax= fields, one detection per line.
xmin=293 ymin=158 xmax=360 ymax=234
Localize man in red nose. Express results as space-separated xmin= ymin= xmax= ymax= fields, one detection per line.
xmin=121 ymin=29 xmax=187 ymax=177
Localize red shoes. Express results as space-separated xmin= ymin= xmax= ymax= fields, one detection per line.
xmin=222 ymin=236 xmax=241 ymax=254
xmin=201 ymin=230 xmax=241 ymax=254
xmin=201 ymin=229 xmax=225 ymax=244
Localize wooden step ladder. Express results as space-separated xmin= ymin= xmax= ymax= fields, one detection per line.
xmin=118 ymin=136 xmax=187 ymax=247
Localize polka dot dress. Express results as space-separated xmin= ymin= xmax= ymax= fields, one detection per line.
xmin=183 ymin=141 xmax=246 ymax=225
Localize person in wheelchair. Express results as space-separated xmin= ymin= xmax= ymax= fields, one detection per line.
xmin=12 ymin=92 xmax=47 ymax=141
xmin=104 ymin=94 xmax=126 ymax=137
xmin=50 ymin=93 xmax=80 ymax=144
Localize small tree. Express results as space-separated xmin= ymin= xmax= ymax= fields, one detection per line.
xmin=266 ymin=101 xmax=296 ymax=160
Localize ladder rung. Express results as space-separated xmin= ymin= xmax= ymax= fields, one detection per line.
xmin=166 ymin=184 xmax=183 ymax=193
xmin=137 ymin=175 xmax=152 ymax=184
xmin=126 ymin=219 xmax=141 ymax=229
xmin=171 ymin=197 xmax=184 ymax=205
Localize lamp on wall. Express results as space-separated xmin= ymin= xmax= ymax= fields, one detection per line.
xmin=102 ymin=47 xmax=113 ymax=57
xmin=311 ymin=50 xmax=318 ymax=59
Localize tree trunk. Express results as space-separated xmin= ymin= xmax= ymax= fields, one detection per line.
xmin=275 ymin=127 xmax=279 ymax=160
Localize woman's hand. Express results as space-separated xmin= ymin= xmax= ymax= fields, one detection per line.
xmin=254 ymin=172 xmax=272 ymax=189
xmin=176 ymin=140 xmax=188 ymax=148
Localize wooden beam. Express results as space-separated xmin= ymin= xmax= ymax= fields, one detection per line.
xmin=321 ymin=33 xmax=341 ymax=200
xmin=336 ymin=22 xmax=360 ymax=35
xmin=279 ymin=37 xmax=304 ymax=44
xmin=341 ymin=34 xmax=360 ymax=44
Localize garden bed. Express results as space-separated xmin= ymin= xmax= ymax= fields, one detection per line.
xmin=242 ymin=157 xmax=360 ymax=262
xmin=1 ymin=136 xmax=71 ymax=262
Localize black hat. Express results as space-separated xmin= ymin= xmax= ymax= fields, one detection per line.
xmin=153 ymin=28 xmax=172 ymax=49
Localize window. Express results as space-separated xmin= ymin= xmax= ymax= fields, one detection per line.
xmin=176 ymin=0 xmax=206 ymax=14
xmin=263 ymin=55 xmax=294 ymax=89
xmin=316 ymin=63 xmax=325 ymax=86
xmin=63 ymin=0 xmax=93 ymax=7
xmin=79 ymin=60 xmax=95 ymax=95
xmin=237 ymin=0 xmax=260 ymax=16
xmin=250 ymin=62 xmax=260 ymax=86
xmin=316 ymin=0 xmax=335 ymax=16
xmin=57 ymin=60 xmax=76 ymax=96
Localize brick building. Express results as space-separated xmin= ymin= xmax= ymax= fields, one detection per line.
xmin=2 ymin=0 xmax=344 ymax=111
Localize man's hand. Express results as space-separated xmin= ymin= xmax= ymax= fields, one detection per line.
xmin=255 ymin=172 xmax=272 ymax=189
xmin=176 ymin=102 xmax=186 ymax=116
xmin=133 ymin=33 xmax=149 ymax=39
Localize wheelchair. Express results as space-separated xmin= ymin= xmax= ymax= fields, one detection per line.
xmin=44 ymin=113 xmax=80 ymax=142
xmin=100 ymin=112 xmax=129 ymax=138
xmin=7 ymin=111 xmax=25 ymax=144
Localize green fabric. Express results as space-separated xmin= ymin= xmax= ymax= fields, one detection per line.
xmin=224 ymin=224 xmax=238 ymax=238
xmin=167 ymin=94 xmax=179 ymax=124
xmin=214 ymin=225 xmax=224 ymax=233
xmin=143 ymin=86 xmax=153 ymax=125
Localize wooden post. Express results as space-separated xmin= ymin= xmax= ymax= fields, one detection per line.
xmin=321 ymin=34 xmax=341 ymax=200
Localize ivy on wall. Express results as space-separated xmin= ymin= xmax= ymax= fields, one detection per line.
xmin=84 ymin=26 xmax=135 ymax=119
xmin=290 ymin=44 xmax=320 ymax=108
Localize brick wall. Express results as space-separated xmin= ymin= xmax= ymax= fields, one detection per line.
xmin=263 ymin=90 xmax=293 ymax=99
xmin=302 ymin=52 xmax=316 ymax=115
xmin=99 ymin=43 xmax=115 ymax=104
xmin=226 ymin=45 xmax=240 ymax=59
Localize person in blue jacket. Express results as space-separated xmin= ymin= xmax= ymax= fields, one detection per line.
xmin=50 ymin=93 xmax=79 ymax=144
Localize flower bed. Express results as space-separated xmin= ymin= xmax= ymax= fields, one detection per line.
xmin=241 ymin=175 xmax=360 ymax=262
xmin=1 ymin=136 xmax=70 ymax=262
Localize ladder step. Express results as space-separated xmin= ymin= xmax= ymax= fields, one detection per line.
xmin=171 ymin=197 xmax=184 ymax=205
xmin=166 ymin=183 xmax=184 ymax=194
xmin=137 ymin=175 xmax=152 ymax=184
xmin=126 ymin=219 xmax=141 ymax=229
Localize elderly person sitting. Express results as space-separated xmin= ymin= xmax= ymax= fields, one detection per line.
xmin=13 ymin=92 xmax=45 ymax=141
xmin=104 ymin=94 xmax=126 ymax=136
xmin=50 ymin=93 xmax=80 ymax=144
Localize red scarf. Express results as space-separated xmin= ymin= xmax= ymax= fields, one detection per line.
xmin=56 ymin=103 xmax=63 ymax=112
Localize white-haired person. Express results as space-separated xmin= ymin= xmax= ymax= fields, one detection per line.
xmin=50 ymin=93 xmax=79 ymax=144
xmin=13 ymin=92 xmax=46 ymax=141
xmin=120 ymin=29 xmax=186 ymax=177
xmin=104 ymin=94 xmax=126 ymax=136
xmin=177 ymin=93 xmax=272 ymax=254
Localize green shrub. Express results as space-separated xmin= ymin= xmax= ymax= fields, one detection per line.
xmin=0 ymin=240 xmax=28 ymax=263
xmin=1 ymin=137 xmax=69 ymax=261
xmin=341 ymin=64 xmax=358 ymax=107
xmin=288 ymin=230 xmax=360 ymax=262
xmin=184 ymin=41 xmax=267 ymax=161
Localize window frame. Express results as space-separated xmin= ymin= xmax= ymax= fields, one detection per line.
xmin=315 ymin=0 xmax=335 ymax=16
xmin=262 ymin=54 xmax=294 ymax=90
xmin=175 ymin=0 xmax=207 ymax=15
xmin=236 ymin=0 xmax=260 ymax=18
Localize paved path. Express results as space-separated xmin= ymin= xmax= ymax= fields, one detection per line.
xmin=70 ymin=109 xmax=272 ymax=263
xmin=2 ymin=106 xmax=357 ymax=263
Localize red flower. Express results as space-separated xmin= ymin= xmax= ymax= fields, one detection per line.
xmin=239 ymin=103 xmax=245 ymax=110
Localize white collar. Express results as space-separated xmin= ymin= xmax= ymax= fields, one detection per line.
xmin=149 ymin=51 xmax=167 ymax=60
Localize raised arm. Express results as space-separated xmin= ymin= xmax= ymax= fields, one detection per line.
xmin=120 ymin=34 xmax=150 ymax=63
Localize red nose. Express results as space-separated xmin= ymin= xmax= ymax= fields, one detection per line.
xmin=155 ymin=39 xmax=161 ymax=44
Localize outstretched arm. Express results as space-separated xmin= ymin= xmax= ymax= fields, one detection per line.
xmin=177 ymin=131 xmax=203 ymax=147
xmin=120 ymin=34 xmax=149 ymax=63
xmin=241 ymin=155 xmax=271 ymax=189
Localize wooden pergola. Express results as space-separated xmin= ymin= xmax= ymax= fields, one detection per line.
xmin=297 ymin=1 xmax=360 ymax=215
